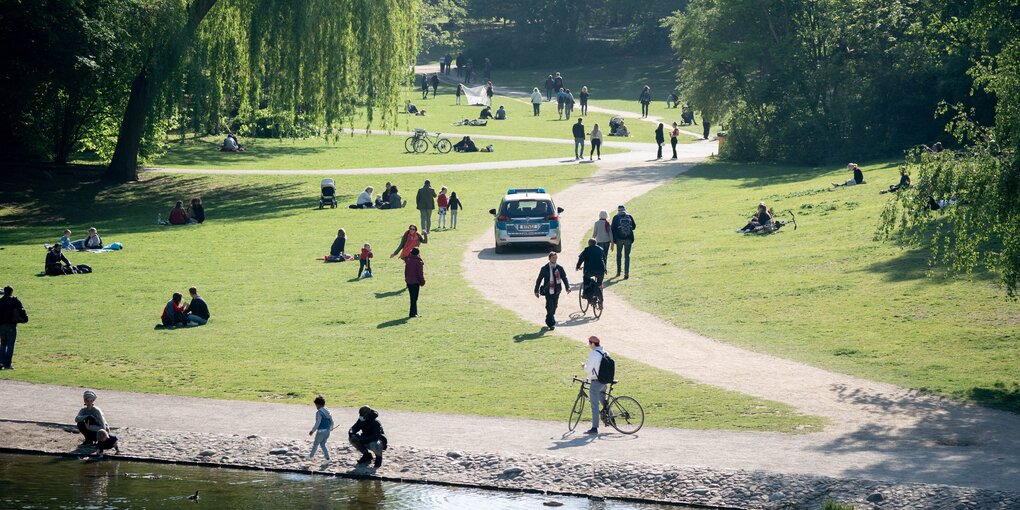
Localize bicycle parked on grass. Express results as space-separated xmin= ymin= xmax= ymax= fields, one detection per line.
xmin=404 ymin=129 xmax=452 ymax=154
xmin=568 ymin=376 xmax=644 ymax=434
xmin=578 ymin=276 xmax=603 ymax=319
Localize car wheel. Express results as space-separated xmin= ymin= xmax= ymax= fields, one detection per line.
xmin=552 ymin=242 xmax=562 ymax=253
xmin=494 ymin=244 xmax=507 ymax=254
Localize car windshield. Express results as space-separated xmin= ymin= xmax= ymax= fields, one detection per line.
xmin=501 ymin=200 xmax=552 ymax=218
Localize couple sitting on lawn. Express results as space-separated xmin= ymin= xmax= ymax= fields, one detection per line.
xmin=57 ymin=227 xmax=116 ymax=251
xmin=352 ymin=183 xmax=405 ymax=209
xmin=160 ymin=287 xmax=210 ymax=327
xmin=162 ymin=198 xmax=205 ymax=225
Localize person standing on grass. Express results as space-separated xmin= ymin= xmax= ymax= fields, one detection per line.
xmin=75 ymin=390 xmax=119 ymax=457
xmin=534 ymin=252 xmax=571 ymax=331
xmin=420 ymin=74 xmax=429 ymax=100
xmin=572 ymin=118 xmax=586 ymax=160
xmin=670 ymin=122 xmax=680 ymax=159
xmin=655 ymin=123 xmax=665 ymax=159
xmin=430 ymin=73 xmax=439 ymax=98
xmin=564 ymin=89 xmax=575 ymax=120
xmin=0 ymin=285 xmax=27 ymax=371
xmin=448 ymin=191 xmax=463 ymax=229
xmin=589 ymin=123 xmax=603 ymax=160
xmin=579 ymin=86 xmax=590 ymax=116
xmin=545 ymin=75 xmax=555 ymax=101
xmin=357 ymin=243 xmax=373 ymax=278
xmin=416 ymin=179 xmax=437 ymax=233
xmin=639 ymin=85 xmax=652 ymax=118
xmin=308 ymin=395 xmax=333 ymax=461
xmin=557 ymin=88 xmax=567 ymax=120
xmin=404 ymin=247 xmax=425 ymax=318
xmin=455 ymin=83 xmax=463 ymax=105
xmin=185 ymin=287 xmax=209 ymax=326
xmin=611 ymin=205 xmax=637 ymax=279
xmin=391 ymin=224 xmax=427 ymax=260
xmin=485 ymin=81 xmax=494 ymax=106
xmin=582 ymin=336 xmax=610 ymax=435
xmin=437 ymin=186 xmax=449 ymax=230
xmin=591 ymin=211 xmax=613 ymax=265
xmin=531 ymin=88 xmax=543 ymax=116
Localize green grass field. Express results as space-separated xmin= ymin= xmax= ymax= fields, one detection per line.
xmin=0 ymin=167 xmax=822 ymax=432
xmin=614 ymin=161 xmax=1020 ymax=412
xmin=150 ymin=134 xmax=623 ymax=170
xmin=489 ymin=56 xmax=679 ymax=103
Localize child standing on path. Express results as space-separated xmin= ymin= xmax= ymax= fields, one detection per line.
xmin=437 ymin=187 xmax=449 ymax=230
xmin=448 ymin=192 xmax=463 ymax=229
xmin=308 ymin=395 xmax=333 ymax=461
xmin=358 ymin=244 xmax=373 ymax=279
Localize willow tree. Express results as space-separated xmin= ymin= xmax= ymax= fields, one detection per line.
xmin=107 ymin=0 xmax=418 ymax=181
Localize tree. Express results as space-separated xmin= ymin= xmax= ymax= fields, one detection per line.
xmin=106 ymin=0 xmax=419 ymax=181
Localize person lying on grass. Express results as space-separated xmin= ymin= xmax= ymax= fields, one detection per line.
xmin=832 ymin=163 xmax=865 ymax=187
xmin=737 ymin=202 xmax=774 ymax=233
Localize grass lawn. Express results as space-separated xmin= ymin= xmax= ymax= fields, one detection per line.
xmin=614 ymin=160 xmax=1020 ymax=412
xmin=149 ymin=134 xmax=623 ymax=170
xmin=489 ymin=56 xmax=679 ymax=103
xmin=0 ymin=168 xmax=822 ymax=432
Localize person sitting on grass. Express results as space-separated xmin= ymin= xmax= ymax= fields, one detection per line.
xmin=59 ymin=229 xmax=75 ymax=250
xmin=881 ymin=166 xmax=911 ymax=194
xmin=479 ymin=106 xmax=493 ymax=120
xmin=350 ymin=186 xmax=375 ymax=209
xmin=494 ymin=105 xmax=506 ymax=120
xmin=737 ymin=202 xmax=773 ymax=233
xmin=405 ymin=101 xmax=425 ymax=116
xmin=186 ymin=198 xmax=205 ymax=223
xmin=82 ymin=227 xmax=103 ymax=250
xmin=833 ymin=163 xmax=865 ymax=187
xmin=329 ymin=228 xmax=347 ymax=259
xmin=383 ymin=185 xmax=405 ymax=209
xmin=221 ymin=134 xmax=243 ymax=152
xmin=348 ymin=406 xmax=387 ymax=468
xmin=45 ymin=244 xmax=74 ymax=276
xmin=168 ymin=201 xmax=188 ymax=225
xmin=185 ymin=287 xmax=210 ymax=326
xmin=75 ymin=390 xmax=119 ymax=458
xmin=453 ymin=136 xmax=478 ymax=153
xmin=161 ymin=292 xmax=189 ymax=327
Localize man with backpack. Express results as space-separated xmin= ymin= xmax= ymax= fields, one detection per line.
xmin=582 ymin=336 xmax=614 ymax=435
xmin=0 ymin=285 xmax=28 ymax=370
xmin=611 ymin=204 xmax=637 ymax=279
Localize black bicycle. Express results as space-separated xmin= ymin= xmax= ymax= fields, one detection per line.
xmin=578 ymin=275 xmax=603 ymax=319
xmin=567 ymin=376 xmax=644 ymax=434
xmin=404 ymin=129 xmax=452 ymax=154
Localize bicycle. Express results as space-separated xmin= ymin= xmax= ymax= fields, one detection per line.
xmin=578 ymin=275 xmax=604 ymax=319
xmin=567 ymin=376 xmax=644 ymax=434
xmin=404 ymin=129 xmax=452 ymax=154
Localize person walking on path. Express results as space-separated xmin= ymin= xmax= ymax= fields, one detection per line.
xmin=579 ymin=86 xmax=590 ymax=116
xmin=531 ymin=88 xmax=543 ymax=116
xmin=611 ymin=205 xmax=637 ymax=279
xmin=534 ymin=252 xmax=571 ymax=330
xmin=557 ymin=88 xmax=567 ymax=120
xmin=572 ymin=118 xmax=586 ymax=160
xmin=639 ymin=85 xmax=652 ymax=118
xmin=390 ymin=224 xmax=427 ymax=260
xmin=554 ymin=72 xmax=564 ymax=94
xmin=564 ymin=89 xmax=575 ymax=120
xmin=308 ymin=395 xmax=333 ymax=461
xmin=670 ymin=122 xmax=680 ymax=159
xmin=544 ymin=75 xmax=555 ymax=101
xmin=430 ymin=73 xmax=439 ymax=98
xmin=420 ymin=74 xmax=429 ymax=100
xmin=416 ymin=179 xmax=437 ymax=233
xmin=582 ymin=336 xmax=610 ymax=435
xmin=348 ymin=406 xmax=387 ymax=468
xmin=404 ymin=248 xmax=425 ymax=318
xmin=455 ymin=53 xmax=464 ymax=77
xmin=448 ymin=192 xmax=463 ymax=229
xmin=0 ymin=285 xmax=27 ymax=370
xmin=591 ymin=211 xmax=613 ymax=265
xmin=185 ymin=287 xmax=210 ymax=326
xmin=445 ymin=53 xmax=453 ymax=75
xmin=589 ymin=123 xmax=603 ymax=160
xmin=655 ymin=123 xmax=665 ymax=159
xmin=75 ymin=390 xmax=119 ymax=457
xmin=438 ymin=55 xmax=446 ymax=75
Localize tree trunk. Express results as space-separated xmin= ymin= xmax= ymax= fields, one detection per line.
xmin=106 ymin=67 xmax=150 ymax=181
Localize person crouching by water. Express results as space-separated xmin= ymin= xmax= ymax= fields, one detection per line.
xmin=308 ymin=395 xmax=333 ymax=461
xmin=349 ymin=406 xmax=387 ymax=468
xmin=75 ymin=390 xmax=119 ymax=457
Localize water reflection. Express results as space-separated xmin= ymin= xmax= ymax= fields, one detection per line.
xmin=0 ymin=454 xmax=683 ymax=509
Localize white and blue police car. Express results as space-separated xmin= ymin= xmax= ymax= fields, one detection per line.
xmin=488 ymin=188 xmax=564 ymax=253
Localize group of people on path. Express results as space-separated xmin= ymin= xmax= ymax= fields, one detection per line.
xmin=570 ymin=118 xmax=604 ymax=160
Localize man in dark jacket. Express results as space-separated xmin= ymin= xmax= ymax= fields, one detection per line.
xmin=611 ymin=205 xmax=637 ymax=279
xmin=430 ymin=73 xmax=439 ymax=98
xmin=0 ymin=285 xmax=27 ymax=370
xmin=416 ymin=179 xmax=437 ymax=233
xmin=45 ymin=245 xmax=73 ymax=275
xmin=534 ymin=252 xmax=571 ymax=330
xmin=404 ymin=248 xmax=425 ymax=318
xmin=349 ymin=406 xmax=387 ymax=467
xmin=544 ymin=75 xmax=555 ymax=101
xmin=572 ymin=118 xmax=585 ymax=160
xmin=185 ymin=287 xmax=210 ymax=325
xmin=576 ymin=239 xmax=606 ymax=302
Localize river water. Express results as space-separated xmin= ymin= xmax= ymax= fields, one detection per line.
xmin=0 ymin=453 xmax=685 ymax=509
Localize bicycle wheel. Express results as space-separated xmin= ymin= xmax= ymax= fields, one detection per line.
xmin=579 ymin=285 xmax=589 ymax=314
xmin=568 ymin=391 xmax=587 ymax=432
xmin=606 ymin=395 xmax=644 ymax=434
xmin=592 ymin=293 xmax=603 ymax=319
xmin=436 ymin=138 xmax=453 ymax=154
xmin=412 ymin=138 xmax=429 ymax=154
xmin=404 ymin=137 xmax=417 ymax=153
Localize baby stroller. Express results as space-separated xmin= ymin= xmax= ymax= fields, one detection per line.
xmin=320 ymin=178 xmax=337 ymax=209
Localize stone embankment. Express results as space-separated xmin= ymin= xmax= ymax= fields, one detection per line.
xmin=3 ymin=421 xmax=1016 ymax=510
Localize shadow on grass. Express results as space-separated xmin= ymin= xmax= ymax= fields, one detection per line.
xmin=865 ymin=221 xmax=1000 ymax=284
xmin=0 ymin=172 xmax=324 ymax=244
xmin=153 ymin=140 xmax=332 ymax=168
xmin=376 ymin=317 xmax=409 ymax=329
xmin=374 ymin=288 xmax=406 ymax=299
xmin=682 ymin=160 xmax=899 ymax=189
xmin=513 ymin=329 xmax=547 ymax=342
xmin=968 ymin=383 xmax=1020 ymax=413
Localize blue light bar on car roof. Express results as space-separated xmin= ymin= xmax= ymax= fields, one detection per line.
xmin=507 ymin=188 xmax=545 ymax=194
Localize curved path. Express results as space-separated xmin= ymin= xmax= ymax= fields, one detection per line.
xmin=13 ymin=90 xmax=1020 ymax=492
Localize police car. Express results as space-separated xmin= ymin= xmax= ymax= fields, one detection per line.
xmin=488 ymin=188 xmax=564 ymax=253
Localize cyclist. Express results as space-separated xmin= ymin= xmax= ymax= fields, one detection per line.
xmin=575 ymin=238 xmax=606 ymax=304
xmin=582 ymin=336 xmax=609 ymax=435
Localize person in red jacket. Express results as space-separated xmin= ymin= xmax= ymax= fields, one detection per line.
xmin=168 ymin=201 xmax=188 ymax=225
xmin=403 ymin=248 xmax=425 ymax=318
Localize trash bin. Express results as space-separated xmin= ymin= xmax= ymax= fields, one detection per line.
xmin=717 ymin=131 xmax=727 ymax=150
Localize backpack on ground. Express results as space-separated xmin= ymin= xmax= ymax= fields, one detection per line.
xmin=597 ymin=351 xmax=615 ymax=384
xmin=617 ymin=215 xmax=634 ymax=238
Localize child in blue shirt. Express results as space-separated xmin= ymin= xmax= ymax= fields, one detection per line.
xmin=308 ymin=395 xmax=334 ymax=460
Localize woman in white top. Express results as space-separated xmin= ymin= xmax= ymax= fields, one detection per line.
xmin=530 ymin=87 xmax=543 ymax=116
xmin=353 ymin=186 xmax=374 ymax=209
xmin=589 ymin=124 xmax=603 ymax=160
xmin=591 ymin=210 xmax=613 ymax=265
